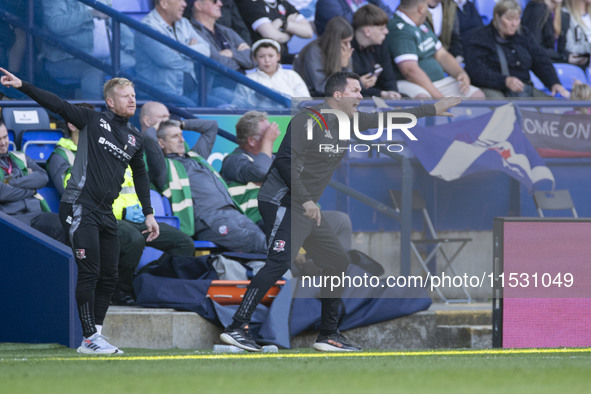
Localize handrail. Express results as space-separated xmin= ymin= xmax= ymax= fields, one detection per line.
xmin=0 ymin=1 xmax=290 ymax=108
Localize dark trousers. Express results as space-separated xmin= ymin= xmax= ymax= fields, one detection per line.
xmin=117 ymin=220 xmax=194 ymax=294
xmin=13 ymin=211 xmax=67 ymax=244
xmin=233 ymin=201 xmax=349 ymax=335
xmin=59 ymin=202 xmax=119 ymax=338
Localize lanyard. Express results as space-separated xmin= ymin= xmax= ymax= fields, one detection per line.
xmin=0 ymin=159 xmax=12 ymax=175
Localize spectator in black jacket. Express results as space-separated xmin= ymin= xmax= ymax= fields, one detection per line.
xmin=351 ymin=4 xmax=401 ymax=99
xmin=522 ymin=0 xmax=588 ymax=66
xmin=464 ymin=0 xmax=570 ymax=98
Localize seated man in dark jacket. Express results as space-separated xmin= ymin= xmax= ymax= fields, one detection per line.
xmin=0 ymin=119 xmax=66 ymax=243
xmin=464 ymin=0 xmax=570 ymax=98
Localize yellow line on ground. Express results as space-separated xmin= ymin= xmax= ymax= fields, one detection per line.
xmin=36 ymin=347 xmax=591 ymax=361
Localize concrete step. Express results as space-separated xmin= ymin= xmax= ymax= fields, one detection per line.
xmin=435 ymin=325 xmax=493 ymax=349
xmin=103 ymin=303 xmax=493 ymax=350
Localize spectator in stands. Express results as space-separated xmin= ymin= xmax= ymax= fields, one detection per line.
xmin=190 ymin=0 xmax=254 ymax=72
xmin=427 ymin=0 xmax=482 ymax=62
xmin=233 ymin=39 xmax=310 ymax=108
xmin=220 ymin=111 xmax=280 ymax=224
xmin=314 ymin=0 xmax=393 ymax=36
xmin=135 ymin=0 xmax=211 ymax=106
xmin=143 ymin=114 xmax=267 ymax=253
xmin=451 ymin=0 xmax=484 ymax=61
xmin=0 ymin=120 xmax=66 ymax=244
xmin=40 ymin=0 xmax=135 ymax=99
xmin=236 ymin=0 xmax=314 ymax=63
xmin=522 ymin=0 xmax=585 ymax=66
xmin=190 ymin=0 xmax=255 ymax=106
xmin=47 ymin=104 xmax=195 ymax=307
xmin=385 ymin=0 xmax=484 ymax=99
xmin=464 ymin=0 xmax=570 ymax=98
xmin=569 ymin=81 xmax=591 ymax=113
xmin=294 ymin=17 xmax=354 ymax=96
xmin=351 ymin=5 xmax=401 ymax=99
xmin=185 ymin=0 xmax=253 ymax=45
xmin=564 ymin=0 xmax=591 ymax=67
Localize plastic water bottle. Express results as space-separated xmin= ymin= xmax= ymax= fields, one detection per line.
xmin=212 ymin=344 xmax=245 ymax=353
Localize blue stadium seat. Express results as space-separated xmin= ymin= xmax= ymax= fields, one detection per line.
xmin=553 ymin=63 xmax=589 ymax=91
xmin=1 ymin=107 xmax=51 ymax=149
xmin=474 ymin=0 xmax=495 ymax=24
xmin=21 ymin=129 xmax=63 ymax=163
xmin=136 ymin=247 xmax=164 ymax=273
xmin=530 ymin=71 xmax=550 ymax=94
xmin=7 ymin=130 xmax=16 ymax=152
xmin=149 ymin=189 xmax=180 ymax=228
xmin=383 ymin=0 xmax=400 ymax=12
xmin=37 ymin=186 xmax=61 ymax=213
xmin=288 ymin=35 xmax=316 ymax=55
xmin=111 ymin=0 xmax=152 ymax=21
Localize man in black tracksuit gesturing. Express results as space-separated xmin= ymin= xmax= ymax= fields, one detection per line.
xmin=221 ymin=71 xmax=460 ymax=352
xmin=0 ymin=68 xmax=160 ymax=354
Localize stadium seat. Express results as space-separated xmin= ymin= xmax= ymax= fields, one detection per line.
xmin=530 ymin=71 xmax=549 ymax=94
xmin=533 ymin=189 xmax=578 ymax=218
xmin=382 ymin=0 xmax=400 ymax=12
xmin=136 ymin=247 xmax=164 ymax=273
xmin=111 ymin=0 xmax=152 ymax=21
xmin=474 ymin=0 xmax=495 ymax=24
xmin=37 ymin=186 xmax=61 ymax=213
xmin=149 ymin=189 xmax=181 ymax=228
xmin=7 ymin=129 xmax=16 ymax=152
xmin=1 ymin=107 xmax=51 ymax=149
xmin=553 ymin=63 xmax=589 ymax=91
xmin=389 ymin=190 xmax=472 ymax=303
xmin=21 ymin=129 xmax=63 ymax=163
xmin=288 ymin=35 xmax=316 ymax=55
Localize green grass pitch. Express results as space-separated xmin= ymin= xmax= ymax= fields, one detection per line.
xmin=1 ymin=344 xmax=591 ymax=394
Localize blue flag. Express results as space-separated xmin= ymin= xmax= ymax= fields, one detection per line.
xmin=405 ymin=104 xmax=555 ymax=191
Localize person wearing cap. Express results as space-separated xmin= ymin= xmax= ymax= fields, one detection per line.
xmin=232 ymin=39 xmax=310 ymax=108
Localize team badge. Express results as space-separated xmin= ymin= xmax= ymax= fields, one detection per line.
xmin=218 ymin=225 xmax=228 ymax=235
xmin=128 ymin=134 xmax=136 ymax=147
xmin=278 ymin=4 xmax=286 ymax=15
xmin=75 ymin=249 xmax=86 ymax=260
xmin=273 ymin=240 xmax=286 ymax=252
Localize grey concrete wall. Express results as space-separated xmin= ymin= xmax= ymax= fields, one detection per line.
xmin=352 ymin=231 xmax=494 ymax=300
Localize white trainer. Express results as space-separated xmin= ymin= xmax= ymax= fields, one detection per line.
xmin=77 ymin=333 xmax=124 ymax=354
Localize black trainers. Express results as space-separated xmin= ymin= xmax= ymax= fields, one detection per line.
xmin=313 ymin=332 xmax=361 ymax=352
xmin=220 ymin=325 xmax=262 ymax=352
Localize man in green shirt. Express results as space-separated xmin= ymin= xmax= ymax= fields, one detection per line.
xmin=385 ymin=0 xmax=484 ymax=99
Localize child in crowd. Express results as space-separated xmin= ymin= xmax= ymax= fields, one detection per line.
xmin=233 ymin=39 xmax=310 ymax=108
xmin=570 ymin=81 xmax=591 ymax=114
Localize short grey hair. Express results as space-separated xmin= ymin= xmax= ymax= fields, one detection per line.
xmin=157 ymin=119 xmax=181 ymax=140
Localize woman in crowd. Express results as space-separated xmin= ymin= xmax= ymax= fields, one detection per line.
xmin=563 ymin=0 xmax=591 ymax=66
xmin=464 ymin=0 xmax=570 ymax=98
xmin=522 ymin=0 xmax=589 ymax=66
xmin=294 ymin=16 xmax=354 ymax=96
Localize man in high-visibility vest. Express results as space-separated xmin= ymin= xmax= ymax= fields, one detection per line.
xmin=0 ymin=119 xmax=66 ymax=244
xmin=47 ymin=111 xmax=194 ymax=306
